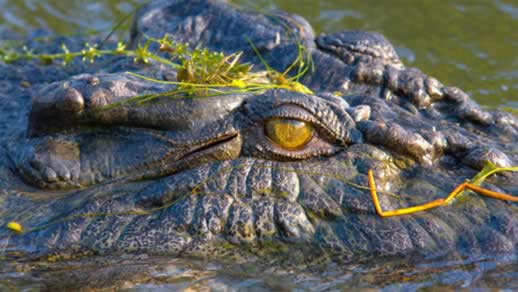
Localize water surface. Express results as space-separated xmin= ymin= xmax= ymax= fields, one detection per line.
xmin=0 ymin=0 xmax=517 ymax=290
xmin=1 ymin=0 xmax=516 ymax=108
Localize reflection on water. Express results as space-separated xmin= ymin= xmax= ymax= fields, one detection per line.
xmin=0 ymin=0 xmax=517 ymax=289
xmin=1 ymin=253 xmax=517 ymax=290
xmin=0 ymin=0 xmax=516 ymax=108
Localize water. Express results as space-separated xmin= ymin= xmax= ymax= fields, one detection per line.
xmin=0 ymin=0 xmax=516 ymax=109
xmin=0 ymin=0 xmax=517 ymax=290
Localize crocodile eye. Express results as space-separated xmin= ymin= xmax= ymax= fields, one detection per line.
xmin=265 ymin=118 xmax=314 ymax=150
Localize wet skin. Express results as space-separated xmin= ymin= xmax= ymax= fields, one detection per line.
xmin=0 ymin=0 xmax=517 ymax=263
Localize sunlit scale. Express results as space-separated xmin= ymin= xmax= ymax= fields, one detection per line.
xmin=265 ymin=118 xmax=314 ymax=150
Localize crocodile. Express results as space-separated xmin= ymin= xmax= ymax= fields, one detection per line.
xmin=0 ymin=0 xmax=517 ymax=279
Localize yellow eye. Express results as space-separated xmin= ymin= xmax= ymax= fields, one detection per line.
xmin=265 ymin=119 xmax=314 ymax=150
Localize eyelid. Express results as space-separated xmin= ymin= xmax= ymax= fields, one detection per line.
xmin=262 ymin=105 xmax=318 ymax=124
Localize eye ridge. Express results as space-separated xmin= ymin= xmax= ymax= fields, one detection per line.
xmin=264 ymin=118 xmax=315 ymax=151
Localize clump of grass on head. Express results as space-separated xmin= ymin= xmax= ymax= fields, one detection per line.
xmin=104 ymin=32 xmax=315 ymax=109
xmin=0 ymin=29 xmax=315 ymax=109
xmin=155 ymin=34 xmax=254 ymax=95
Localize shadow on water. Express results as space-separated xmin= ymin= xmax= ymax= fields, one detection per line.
xmin=0 ymin=0 xmax=517 ymax=290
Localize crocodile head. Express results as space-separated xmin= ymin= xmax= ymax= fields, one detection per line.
xmin=1 ymin=0 xmax=517 ymax=264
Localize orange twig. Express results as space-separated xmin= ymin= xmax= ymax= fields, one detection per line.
xmin=367 ymin=169 xmax=517 ymax=218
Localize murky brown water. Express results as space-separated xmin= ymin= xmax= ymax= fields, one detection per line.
xmin=0 ymin=0 xmax=517 ymax=290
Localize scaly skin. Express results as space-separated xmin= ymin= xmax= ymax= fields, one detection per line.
xmin=0 ymin=0 xmax=517 ymax=265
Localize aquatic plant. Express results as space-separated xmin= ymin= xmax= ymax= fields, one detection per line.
xmin=0 ymin=32 xmax=313 ymax=108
